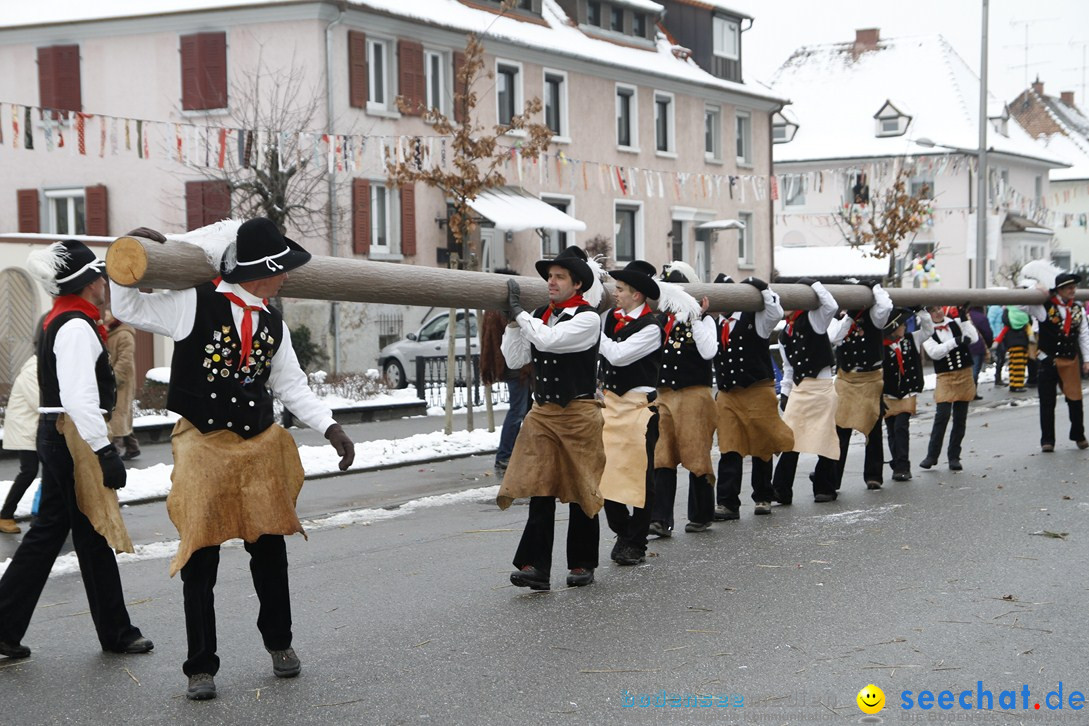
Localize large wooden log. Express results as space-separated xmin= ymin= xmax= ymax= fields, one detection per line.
xmin=107 ymin=235 xmax=1082 ymax=312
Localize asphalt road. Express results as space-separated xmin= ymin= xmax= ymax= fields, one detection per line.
xmin=2 ymin=389 xmax=1088 ymax=725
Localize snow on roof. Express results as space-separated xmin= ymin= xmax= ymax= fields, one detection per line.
xmin=673 ymin=0 xmax=751 ymax=17
xmin=466 ymin=187 xmax=587 ymax=232
xmin=0 ymin=0 xmax=785 ymax=103
xmin=774 ymin=245 xmax=888 ymax=278
xmin=612 ymin=0 xmax=665 ymax=13
xmin=1026 ymin=91 xmax=1089 ymax=181
xmin=769 ymin=34 xmax=1067 ymax=167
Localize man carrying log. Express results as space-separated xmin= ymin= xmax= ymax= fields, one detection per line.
xmin=497 ymin=246 xmax=605 ymax=591
xmin=110 ymin=219 xmax=355 ymax=700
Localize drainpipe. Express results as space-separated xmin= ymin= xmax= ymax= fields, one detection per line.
xmin=325 ymin=2 xmax=346 ymax=374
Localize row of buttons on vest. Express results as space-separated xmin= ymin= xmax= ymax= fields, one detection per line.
xmin=206 ymin=393 xmax=257 ymax=431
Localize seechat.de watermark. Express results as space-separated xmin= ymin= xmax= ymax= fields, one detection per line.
xmin=900 ymin=682 xmax=1086 ymax=713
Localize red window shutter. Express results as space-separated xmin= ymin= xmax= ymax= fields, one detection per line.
xmin=348 ymin=31 xmax=368 ymax=109
xmin=397 ymin=41 xmax=424 ymax=116
xmin=17 ymin=189 xmax=40 ymax=233
xmin=84 ymin=185 xmax=109 ymax=236
xmin=453 ymin=51 xmax=467 ymax=123
xmin=202 ymin=180 xmax=231 ymax=225
xmin=37 ymin=46 xmax=56 ymax=110
xmin=54 ymin=44 xmax=81 ymax=114
xmin=180 ymin=35 xmax=199 ymax=110
xmin=352 ymin=178 xmax=371 ymax=255
xmin=185 ymin=181 xmax=205 ymax=230
xmin=199 ymin=33 xmax=228 ymax=110
xmin=400 ymin=184 xmax=416 ymax=256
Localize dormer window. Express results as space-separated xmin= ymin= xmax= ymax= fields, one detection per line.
xmin=990 ymin=103 xmax=1010 ymax=137
xmin=579 ymin=1 xmax=657 ymax=45
xmin=610 ymin=6 xmax=623 ymax=31
xmin=713 ymin=16 xmax=740 ymax=60
xmin=587 ymin=1 xmax=601 ymax=26
xmin=772 ymin=111 xmax=799 ymax=144
xmin=633 ymin=13 xmax=646 ymax=37
xmin=874 ymin=100 xmax=911 ymax=137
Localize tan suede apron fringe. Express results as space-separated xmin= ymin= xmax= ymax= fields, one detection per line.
xmin=168 ymin=418 xmax=307 ymax=576
xmin=934 ymin=368 xmax=976 ymax=403
xmin=654 ymin=386 xmax=716 ymax=482
xmin=715 ymin=380 xmax=795 ymax=461
xmin=496 ymin=399 xmax=605 ymax=517
xmin=834 ymin=369 xmax=884 ymax=434
xmin=782 ymin=378 xmax=840 ymax=459
xmin=58 ymin=414 xmax=134 ymax=554
xmin=598 ymin=390 xmax=655 ymax=508
xmin=883 ymin=395 xmax=917 ymax=418
xmin=1055 ymin=357 xmax=1083 ymax=401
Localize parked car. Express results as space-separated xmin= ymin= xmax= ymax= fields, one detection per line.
xmin=378 ymin=311 xmax=479 ymax=388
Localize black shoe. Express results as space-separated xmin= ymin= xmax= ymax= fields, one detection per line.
xmin=648 ymin=521 xmax=672 ymax=538
xmin=948 ymin=460 xmax=963 ymax=471
xmin=713 ymin=505 xmax=739 ymax=521
xmin=1041 ymin=444 xmax=1055 ymax=453
xmin=566 ymin=568 xmax=594 ymax=587
xmin=114 ymin=636 xmax=154 ymax=654
xmin=684 ymin=521 xmax=712 ymax=533
xmin=865 ymin=480 xmax=882 ymax=490
xmin=973 ymin=394 xmax=983 ymax=401
xmin=814 ymin=493 xmax=837 ymax=503
xmin=772 ymin=489 xmax=792 ymax=506
xmin=1078 ymin=440 xmax=1089 ymax=450
xmin=268 ymin=647 xmax=301 ymax=678
xmin=611 ymin=543 xmax=645 ymax=566
xmin=919 ymin=457 xmax=936 ymax=469
xmin=892 ymin=471 xmax=912 ymax=482
xmin=0 ymin=641 xmax=30 ymax=659
xmin=510 ymin=565 xmax=550 ymax=591
xmin=186 ymin=673 xmax=217 ymax=701
xmin=121 ymin=450 xmax=141 ymax=461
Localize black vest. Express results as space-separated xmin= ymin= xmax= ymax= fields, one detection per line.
xmin=883 ymin=336 xmax=924 ymax=397
xmin=530 ymin=304 xmax=600 ymax=406
xmin=1038 ymin=301 xmax=1083 ymax=360
xmin=714 ymin=312 xmax=774 ymax=391
xmin=38 ymin=311 xmax=116 ymax=415
xmin=658 ymin=317 xmax=713 ymax=390
xmin=931 ymin=321 xmax=971 ymax=373
xmin=600 ymin=310 xmax=663 ymax=395
xmin=167 ymin=283 xmax=282 ymax=438
xmin=836 ymin=309 xmax=884 ymax=372
xmin=781 ymin=312 xmax=834 ymax=384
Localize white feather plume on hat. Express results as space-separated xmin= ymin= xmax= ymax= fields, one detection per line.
xmin=661 ymin=260 xmax=701 ymax=283
xmin=584 ymin=255 xmax=607 ymax=308
xmin=655 ymin=280 xmax=702 ymax=323
xmin=26 ymin=242 xmax=70 ymax=296
xmin=175 ymin=219 xmax=244 ymax=274
xmin=1019 ymin=259 xmax=1063 ymax=290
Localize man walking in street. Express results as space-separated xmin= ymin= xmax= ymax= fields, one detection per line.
xmin=920 ymin=306 xmax=978 ymax=471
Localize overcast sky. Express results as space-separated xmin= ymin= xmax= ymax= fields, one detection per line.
xmin=732 ymin=0 xmax=1089 ymax=106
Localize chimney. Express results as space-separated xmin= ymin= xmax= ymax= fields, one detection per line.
xmin=1061 ymin=91 xmax=1075 ymax=106
xmin=1032 ymin=77 xmax=1044 ymax=95
xmin=854 ymin=28 xmax=879 ymax=51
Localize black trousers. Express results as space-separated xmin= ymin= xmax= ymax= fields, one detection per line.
xmin=1038 ymin=358 xmax=1085 ymax=446
xmin=772 ymin=451 xmax=838 ymax=498
xmin=603 ymin=410 xmax=658 ymax=553
xmin=926 ymin=401 xmax=969 ymax=463
xmin=0 ymin=450 xmax=39 ymax=519
xmin=513 ymin=497 xmax=599 ymax=575
xmin=885 ymin=413 xmax=911 ymax=475
xmin=181 ymin=534 xmax=293 ymax=677
xmin=828 ymin=422 xmax=885 ymax=489
xmin=652 ymin=469 xmax=714 ymax=528
xmin=716 ymin=453 xmax=773 ymax=510
xmin=0 ymin=420 xmax=142 ymax=650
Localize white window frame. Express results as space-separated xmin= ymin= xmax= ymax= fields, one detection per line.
xmin=613 ymin=201 xmax=644 ymax=263
xmin=704 ymin=104 xmax=722 ymax=162
xmin=875 ymin=115 xmax=908 ymax=137
xmin=737 ymin=211 xmax=754 ymax=267
xmin=735 ymin=110 xmax=751 ymax=166
xmin=654 ymin=91 xmax=676 ymax=156
xmin=366 ymin=37 xmax=397 ymax=114
xmin=495 ymin=59 xmax=524 ymax=128
xmin=424 ymin=48 xmax=447 ymax=115
xmin=540 ymin=194 xmax=575 ymax=257
xmin=369 ymin=182 xmax=401 ymax=256
xmin=713 ymin=17 xmax=740 ymax=60
xmin=782 ymin=174 xmax=806 ymax=207
xmin=542 ymin=68 xmax=569 ymax=142
xmin=616 ymin=83 xmax=639 ymax=152
xmin=45 ymin=187 xmax=86 ymax=236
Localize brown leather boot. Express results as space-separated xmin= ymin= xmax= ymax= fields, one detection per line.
xmin=0 ymin=519 xmax=21 ymax=534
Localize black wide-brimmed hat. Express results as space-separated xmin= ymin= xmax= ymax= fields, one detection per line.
xmin=535 ymin=245 xmax=594 ymax=292
xmin=884 ymin=307 xmax=910 ymax=333
xmin=221 ymin=217 xmax=312 ymax=283
xmin=609 ymin=260 xmax=660 ymax=300
xmin=1054 ymin=272 xmax=1082 ymax=290
xmin=713 ymin=273 xmax=735 ymax=284
xmin=26 ymin=239 xmax=105 ymax=296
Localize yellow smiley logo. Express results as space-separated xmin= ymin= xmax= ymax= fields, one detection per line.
xmin=857 ymin=684 xmax=885 ymax=714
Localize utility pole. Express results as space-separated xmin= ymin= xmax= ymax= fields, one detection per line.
xmin=976 ymin=0 xmax=989 ymax=289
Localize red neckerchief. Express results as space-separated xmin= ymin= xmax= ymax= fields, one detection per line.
xmin=612 ymin=303 xmax=650 ymax=334
xmin=541 ymin=294 xmax=588 ymax=324
xmin=44 ymin=295 xmax=106 ymax=344
xmin=214 ymin=276 xmax=267 ymax=368
xmin=846 ymin=309 xmax=866 ymax=337
xmin=664 ymin=313 xmax=677 ymax=338
xmin=934 ymin=322 xmax=949 ymax=332
xmin=1052 ymin=296 xmax=1074 ymax=335
xmin=720 ymin=314 xmax=737 ymax=348
xmin=785 ymin=310 xmax=805 ymax=336
xmin=883 ymin=338 xmax=904 ymax=375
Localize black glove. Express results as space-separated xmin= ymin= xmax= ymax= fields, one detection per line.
xmin=741 ymin=276 xmax=768 ymax=292
xmin=125 ymin=227 xmax=167 ymax=243
xmin=506 ymin=279 xmax=525 ymax=318
xmin=779 ymin=394 xmax=789 ymax=412
xmin=325 ymin=423 xmax=355 ymax=471
xmin=952 ymin=335 xmax=964 ymax=347
xmin=858 ymin=279 xmax=880 ymax=289
xmin=96 ymin=445 xmax=127 ymax=490
xmin=796 ymin=277 xmax=816 ymax=287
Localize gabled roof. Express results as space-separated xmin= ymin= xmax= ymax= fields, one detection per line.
xmin=1009 ymin=85 xmax=1089 ymax=181
xmin=768 ymin=33 xmax=1067 ymax=167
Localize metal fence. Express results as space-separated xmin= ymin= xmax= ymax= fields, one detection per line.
xmin=414 ymin=354 xmax=511 ymax=409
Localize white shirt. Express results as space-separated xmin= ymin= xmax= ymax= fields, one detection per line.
xmin=923 ymin=316 xmax=979 ymax=360
xmin=885 ymin=310 xmax=935 ymax=400
xmin=501 ymin=306 xmax=600 ymax=369
xmin=779 ymin=282 xmax=838 ymax=397
xmin=1024 ymin=300 xmax=1089 ymax=360
xmin=45 ymin=319 xmax=112 ymax=450
xmin=109 ymin=280 xmax=336 ymax=434
xmin=598 ymin=305 xmax=663 ymax=394
xmin=689 ymin=315 xmax=720 ymax=360
xmin=829 ymin=284 xmax=893 ymax=345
